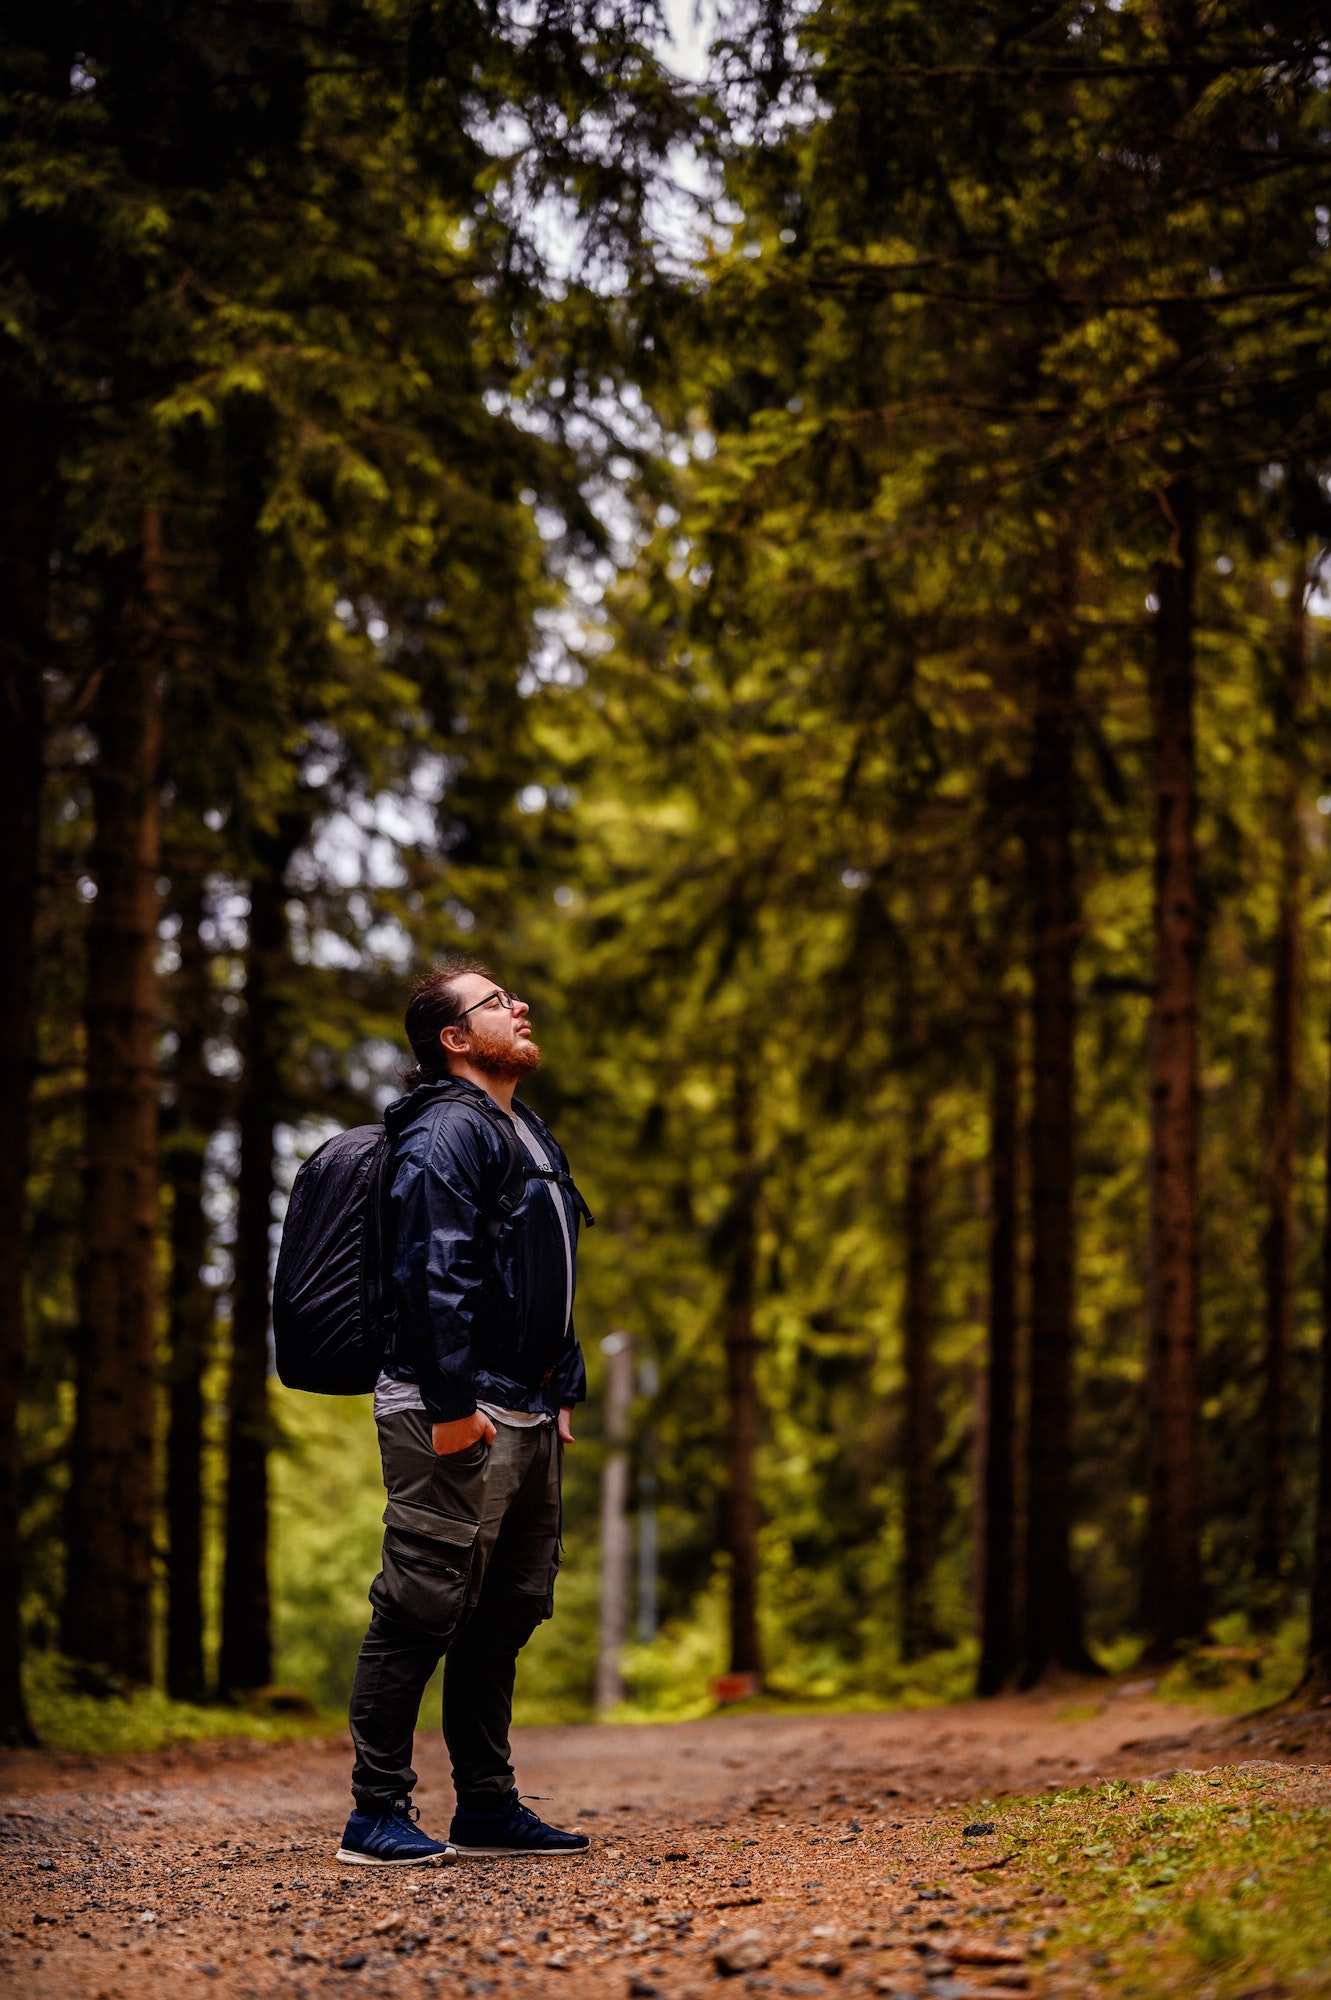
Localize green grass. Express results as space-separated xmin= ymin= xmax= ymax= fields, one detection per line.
xmin=20 ymin=1652 xmax=334 ymax=1756
xmin=951 ymin=1766 xmax=1331 ymax=1996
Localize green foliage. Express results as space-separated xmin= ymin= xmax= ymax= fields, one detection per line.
xmin=20 ymin=1652 xmax=329 ymax=1757
xmin=1155 ymin=1614 xmax=1309 ymax=1717
xmin=269 ymin=1390 xmax=385 ymax=1712
xmin=502 ymin=0 xmax=1331 ymax=1696
xmin=13 ymin=0 xmax=1331 ymax=1737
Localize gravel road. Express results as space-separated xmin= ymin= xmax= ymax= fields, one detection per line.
xmin=1 ymin=1685 xmax=1323 ymax=2000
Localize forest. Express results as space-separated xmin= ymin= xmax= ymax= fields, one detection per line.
xmin=5 ymin=0 xmax=1331 ymax=1750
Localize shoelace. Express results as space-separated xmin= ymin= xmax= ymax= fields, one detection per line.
xmin=389 ymin=1799 xmax=421 ymax=1825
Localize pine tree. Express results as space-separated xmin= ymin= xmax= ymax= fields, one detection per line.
xmin=1024 ymin=600 xmax=1099 ymax=1681
xmin=0 ymin=406 xmax=53 ymax=1741
xmin=218 ymin=822 xmax=302 ymax=1695
xmin=978 ymin=997 xmax=1019 ymax=1696
xmin=1255 ymin=559 xmax=1309 ymax=1617
xmin=64 ymin=520 xmax=167 ymax=1680
xmin=162 ymin=868 xmax=221 ymax=1701
xmin=721 ymin=1057 xmax=763 ymax=1684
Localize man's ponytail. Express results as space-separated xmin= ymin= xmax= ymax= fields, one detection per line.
xmin=401 ymin=957 xmax=492 ymax=1089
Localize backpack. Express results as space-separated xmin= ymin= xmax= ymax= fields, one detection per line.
xmin=271 ymin=1082 xmax=592 ymax=1395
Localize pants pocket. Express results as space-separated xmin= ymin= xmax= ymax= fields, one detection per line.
xmin=371 ymin=1513 xmax=477 ymax=1637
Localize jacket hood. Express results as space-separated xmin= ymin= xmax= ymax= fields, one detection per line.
xmin=383 ymin=1080 xmax=547 ymax=1144
xmin=383 ymin=1074 xmax=493 ymax=1140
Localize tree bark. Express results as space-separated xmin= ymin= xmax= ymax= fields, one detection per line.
xmin=901 ymin=1101 xmax=939 ymax=1663
xmin=63 ymin=517 xmax=166 ymax=1682
xmin=0 ymin=411 xmax=55 ymax=1743
xmin=1255 ymin=564 xmax=1307 ymax=1617
xmin=979 ymin=999 xmax=1019 ymax=1695
xmin=1143 ymin=470 xmax=1206 ymax=1657
xmin=1304 ymin=952 xmax=1331 ymax=1697
xmin=164 ymin=870 xmax=220 ymax=1699
xmin=596 ymin=1332 xmax=635 ymax=1713
xmin=218 ymin=841 xmax=296 ymax=1694
xmin=722 ymin=1058 xmax=763 ymax=1682
xmin=1023 ymin=627 xmax=1097 ymax=1680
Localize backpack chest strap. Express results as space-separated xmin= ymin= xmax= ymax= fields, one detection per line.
xmin=522 ymin=1162 xmax=595 ymax=1228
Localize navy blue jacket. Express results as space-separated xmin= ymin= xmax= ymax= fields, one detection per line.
xmin=380 ymin=1077 xmax=587 ymax=1422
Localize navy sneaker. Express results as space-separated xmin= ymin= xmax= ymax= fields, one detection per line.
xmin=336 ymin=1798 xmax=457 ymax=1866
xmin=449 ymin=1789 xmax=590 ymax=1857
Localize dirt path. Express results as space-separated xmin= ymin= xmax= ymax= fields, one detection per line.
xmin=2 ymin=1687 xmax=1327 ymax=2000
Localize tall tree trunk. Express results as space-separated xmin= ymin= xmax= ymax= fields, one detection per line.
xmin=1255 ymin=564 xmax=1307 ymax=1619
xmin=979 ymin=999 xmax=1019 ymax=1695
xmin=901 ymin=1101 xmax=938 ymax=1663
xmin=1143 ymin=470 xmax=1205 ymax=1657
xmin=63 ymin=517 xmax=166 ymax=1681
xmin=1023 ymin=627 xmax=1097 ymax=1679
xmin=596 ymin=1332 xmax=634 ymax=1713
xmin=1304 ymin=962 xmax=1331 ymax=1699
xmin=722 ymin=1058 xmax=762 ymax=1682
xmin=164 ymin=871 xmax=218 ymax=1699
xmin=0 ymin=412 xmax=55 ymax=1743
xmin=218 ymin=843 xmax=295 ymax=1694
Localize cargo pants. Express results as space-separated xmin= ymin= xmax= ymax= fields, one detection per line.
xmin=348 ymin=1410 xmax=561 ymax=1813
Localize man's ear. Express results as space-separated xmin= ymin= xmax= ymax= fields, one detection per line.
xmin=439 ymin=1024 xmax=469 ymax=1055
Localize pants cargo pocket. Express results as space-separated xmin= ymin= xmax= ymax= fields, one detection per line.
xmin=521 ymin=1550 xmax=558 ymax=1629
xmin=370 ymin=1500 xmax=478 ymax=1638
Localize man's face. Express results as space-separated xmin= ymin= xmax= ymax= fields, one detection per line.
xmin=445 ymin=973 xmax=540 ymax=1078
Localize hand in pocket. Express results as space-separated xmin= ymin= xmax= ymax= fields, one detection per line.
xmin=432 ymin=1411 xmax=497 ymax=1456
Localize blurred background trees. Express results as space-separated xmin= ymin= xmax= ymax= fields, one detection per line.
xmin=6 ymin=0 xmax=1331 ymax=1744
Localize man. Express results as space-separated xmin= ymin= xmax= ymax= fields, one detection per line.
xmin=336 ymin=960 xmax=592 ymax=1866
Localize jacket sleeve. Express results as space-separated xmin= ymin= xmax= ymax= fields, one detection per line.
xmin=392 ymin=1107 xmax=501 ymax=1422
xmin=549 ymin=1328 xmax=587 ymax=1408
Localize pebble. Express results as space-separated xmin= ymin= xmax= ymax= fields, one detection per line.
xmin=716 ymin=1928 xmax=772 ymax=1974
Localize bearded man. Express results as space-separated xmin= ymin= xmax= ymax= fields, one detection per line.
xmin=337 ymin=960 xmax=592 ymax=1866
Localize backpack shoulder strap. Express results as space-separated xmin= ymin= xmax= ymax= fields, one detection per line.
xmin=363 ymin=1127 xmax=399 ymax=1335
xmin=419 ymin=1081 xmax=526 ymax=1236
xmin=510 ymin=1102 xmax=596 ymax=1228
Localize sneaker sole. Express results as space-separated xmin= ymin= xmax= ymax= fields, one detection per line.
xmin=335 ymin=1847 xmax=457 ymax=1867
xmin=448 ymin=1843 xmax=590 ymax=1858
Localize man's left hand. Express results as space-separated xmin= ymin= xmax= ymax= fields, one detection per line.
xmin=557 ymin=1406 xmax=575 ymax=1444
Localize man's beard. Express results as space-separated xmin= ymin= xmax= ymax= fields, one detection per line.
xmin=465 ymin=1021 xmax=542 ymax=1079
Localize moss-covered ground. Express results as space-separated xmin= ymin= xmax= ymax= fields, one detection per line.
xmin=948 ymin=1762 xmax=1331 ymax=1997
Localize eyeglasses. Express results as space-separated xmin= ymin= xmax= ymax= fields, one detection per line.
xmin=455 ymin=987 xmax=522 ymax=1021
